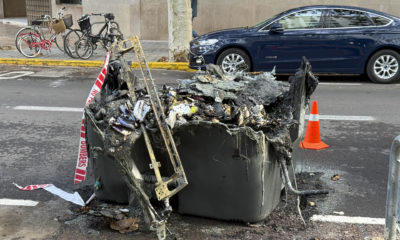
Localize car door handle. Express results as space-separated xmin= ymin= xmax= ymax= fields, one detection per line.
xmin=305 ymin=34 xmax=315 ymax=37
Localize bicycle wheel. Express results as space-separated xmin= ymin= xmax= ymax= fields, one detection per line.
xmin=110 ymin=27 xmax=124 ymax=40
xmin=63 ymin=29 xmax=83 ymax=58
xmin=54 ymin=29 xmax=70 ymax=53
xmin=76 ymin=37 xmax=94 ymax=59
xmin=102 ymin=27 xmax=124 ymax=50
xmin=110 ymin=22 xmax=125 ymax=48
xmin=17 ymin=34 xmax=42 ymax=58
xmin=110 ymin=21 xmax=121 ymax=32
xmin=15 ymin=27 xmax=39 ymax=55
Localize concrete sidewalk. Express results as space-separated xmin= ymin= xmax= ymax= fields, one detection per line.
xmin=0 ymin=41 xmax=168 ymax=62
xmin=0 ymin=22 xmax=180 ymax=68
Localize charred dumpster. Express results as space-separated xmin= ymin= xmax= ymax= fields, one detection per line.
xmin=84 ymin=37 xmax=320 ymax=236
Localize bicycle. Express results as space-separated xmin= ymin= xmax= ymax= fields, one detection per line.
xmin=15 ymin=7 xmax=73 ymax=58
xmin=67 ymin=13 xmax=123 ymax=59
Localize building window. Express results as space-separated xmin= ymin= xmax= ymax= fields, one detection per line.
xmin=56 ymin=0 xmax=82 ymax=4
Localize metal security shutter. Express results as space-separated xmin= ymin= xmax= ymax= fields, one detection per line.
xmin=26 ymin=0 xmax=52 ymax=25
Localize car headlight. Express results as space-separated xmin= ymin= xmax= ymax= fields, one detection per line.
xmin=195 ymin=39 xmax=219 ymax=46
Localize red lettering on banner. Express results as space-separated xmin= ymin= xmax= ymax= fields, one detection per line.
xmin=79 ymin=151 xmax=86 ymax=157
xmin=78 ymin=160 xmax=87 ymax=168
xmin=74 ymin=52 xmax=110 ymax=184
xmin=78 ymin=142 xmax=88 ymax=167
xmin=78 ymin=157 xmax=87 ymax=167
xmin=87 ymin=89 xmax=99 ymax=104
xmin=87 ymin=97 xmax=94 ymax=104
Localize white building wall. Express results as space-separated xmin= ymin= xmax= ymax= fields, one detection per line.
xmin=81 ymin=0 xmax=400 ymax=40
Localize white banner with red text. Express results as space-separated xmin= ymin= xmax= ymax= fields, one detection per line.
xmin=74 ymin=52 xmax=111 ymax=183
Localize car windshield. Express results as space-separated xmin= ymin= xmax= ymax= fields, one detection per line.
xmin=251 ymin=14 xmax=279 ymax=28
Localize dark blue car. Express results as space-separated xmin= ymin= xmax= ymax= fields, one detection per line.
xmin=189 ymin=5 xmax=400 ymax=83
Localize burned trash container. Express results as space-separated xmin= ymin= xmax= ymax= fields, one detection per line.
xmin=173 ymin=121 xmax=282 ymax=222
xmin=85 ymin=49 xmax=318 ymax=223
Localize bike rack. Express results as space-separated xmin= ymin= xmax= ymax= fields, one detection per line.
xmin=385 ymin=135 xmax=400 ymax=240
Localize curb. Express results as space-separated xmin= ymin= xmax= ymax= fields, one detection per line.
xmin=0 ymin=58 xmax=195 ymax=72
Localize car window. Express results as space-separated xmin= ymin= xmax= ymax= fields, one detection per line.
xmin=276 ymin=9 xmax=323 ymax=30
xmin=367 ymin=12 xmax=391 ymax=26
xmin=252 ymin=14 xmax=280 ymax=29
xmin=328 ymin=9 xmax=374 ymax=28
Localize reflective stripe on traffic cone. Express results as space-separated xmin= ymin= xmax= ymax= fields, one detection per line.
xmin=299 ymin=101 xmax=329 ymax=150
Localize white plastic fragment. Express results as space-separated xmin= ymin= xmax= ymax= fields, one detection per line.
xmin=166 ymin=103 xmax=196 ymax=128
xmin=44 ymin=185 xmax=85 ymax=207
xmin=133 ymin=100 xmax=151 ymax=122
xmin=85 ymin=193 xmax=96 ymax=205
xmin=13 ymin=183 xmax=85 ymax=206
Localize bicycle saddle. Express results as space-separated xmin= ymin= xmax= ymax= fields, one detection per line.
xmin=104 ymin=13 xmax=114 ymax=20
xmin=32 ymin=19 xmax=44 ymax=25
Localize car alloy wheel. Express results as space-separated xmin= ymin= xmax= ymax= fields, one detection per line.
xmin=367 ymin=49 xmax=400 ymax=84
xmin=217 ymin=48 xmax=251 ymax=75
xmin=221 ymin=53 xmax=247 ymax=74
xmin=373 ymin=55 xmax=399 ymax=79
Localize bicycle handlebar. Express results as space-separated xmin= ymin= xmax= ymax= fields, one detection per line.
xmin=90 ymin=13 xmax=113 ymax=17
xmin=57 ymin=7 xmax=65 ymax=18
xmin=40 ymin=14 xmax=51 ymax=19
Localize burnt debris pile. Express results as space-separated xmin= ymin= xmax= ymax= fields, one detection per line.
xmin=88 ymin=61 xmax=316 ymax=159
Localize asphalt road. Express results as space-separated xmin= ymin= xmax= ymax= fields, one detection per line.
xmin=0 ymin=65 xmax=399 ymax=239
xmin=297 ymin=81 xmax=400 ymax=218
xmin=0 ymin=66 xmax=192 ymax=198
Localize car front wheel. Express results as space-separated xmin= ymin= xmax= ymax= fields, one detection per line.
xmin=366 ymin=50 xmax=400 ymax=84
xmin=216 ymin=48 xmax=251 ymax=74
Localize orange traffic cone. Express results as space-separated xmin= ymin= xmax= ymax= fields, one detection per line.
xmin=299 ymin=101 xmax=329 ymax=150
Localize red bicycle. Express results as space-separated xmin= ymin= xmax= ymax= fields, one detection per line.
xmin=15 ymin=8 xmax=72 ymax=58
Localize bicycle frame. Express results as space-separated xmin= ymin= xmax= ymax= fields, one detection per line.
xmin=84 ymin=20 xmax=113 ymax=49
xmin=19 ymin=30 xmax=58 ymax=50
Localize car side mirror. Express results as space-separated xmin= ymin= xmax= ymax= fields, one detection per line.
xmin=269 ymin=23 xmax=283 ymax=33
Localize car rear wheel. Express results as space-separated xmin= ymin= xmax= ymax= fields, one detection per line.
xmin=367 ymin=50 xmax=400 ymax=84
xmin=216 ymin=48 xmax=251 ymax=74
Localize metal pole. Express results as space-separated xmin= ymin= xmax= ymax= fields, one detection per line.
xmin=385 ymin=135 xmax=400 ymax=240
